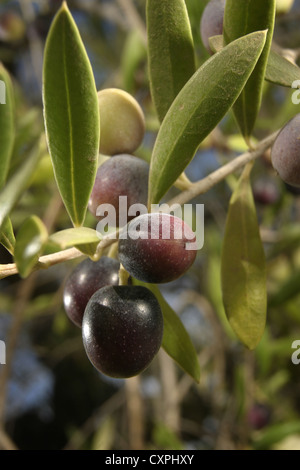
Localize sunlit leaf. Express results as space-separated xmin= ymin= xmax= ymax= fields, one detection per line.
xmin=146 ymin=0 xmax=196 ymax=122
xmin=43 ymin=1 xmax=100 ymax=227
xmin=221 ymin=162 xmax=267 ymax=350
xmin=14 ymin=216 xmax=48 ymax=278
xmin=48 ymin=227 xmax=100 ymax=256
xmin=223 ymin=0 xmax=276 ymax=141
xmin=209 ymin=35 xmax=300 ymax=88
xmin=148 ymin=31 xmax=267 ymax=205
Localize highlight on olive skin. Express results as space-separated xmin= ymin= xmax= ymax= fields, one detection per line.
xmin=82 ymin=285 xmax=164 ymax=379
xmin=200 ymin=0 xmax=226 ymax=54
xmin=63 ymin=256 xmax=121 ymax=328
xmin=88 ymin=154 xmax=149 ymax=226
xmin=97 ymin=88 xmax=146 ymax=156
xmin=118 ymin=212 xmax=197 ymax=284
xmin=271 ymin=113 xmax=300 ymax=188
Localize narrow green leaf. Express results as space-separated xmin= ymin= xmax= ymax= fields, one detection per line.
xmin=0 ymin=138 xmax=42 ymax=232
xmin=0 ymin=216 xmax=15 ymax=255
xmin=0 ymin=62 xmax=15 ymax=188
xmin=148 ymin=31 xmax=267 ymax=205
xmin=253 ymin=422 xmax=300 ymax=450
xmin=223 ymin=0 xmax=276 ymax=141
xmin=14 ymin=216 xmax=48 ymax=278
xmin=146 ymin=0 xmax=196 ymax=122
xmin=221 ymin=162 xmax=267 ymax=350
xmin=43 ymin=1 xmax=100 ymax=227
xmin=133 ymin=279 xmax=200 ymax=383
xmin=121 ymin=30 xmax=147 ymax=93
xmin=209 ymin=35 xmax=300 ymax=88
xmin=268 ymin=269 xmax=300 ymax=307
xmin=48 ymin=227 xmax=100 ymax=251
xmin=265 ymin=48 xmax=300 ymax=87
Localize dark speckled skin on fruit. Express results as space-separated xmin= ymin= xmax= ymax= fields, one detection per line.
xmin=118 ymin=213 xmax=197 ymax=284
xmin=82 ymin=285 xmax=164 ymax=378
xmin=63 ymin=256 xmax=121 ymax=328
xmin=271 ymin=114 xmax=300 ymax=188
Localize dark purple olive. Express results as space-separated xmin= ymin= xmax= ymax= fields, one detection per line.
xmin=118 ymin=213 xmax=197 ymax=284
xmin=63 ymin=256 xmax=120 ymax=328
xmin=88 ymin=154 xmax=149 ymax=227
xmin=82 ymin=285 xmax=163 ymax=378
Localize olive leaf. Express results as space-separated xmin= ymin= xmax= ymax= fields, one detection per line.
xmin=221 ymin=162 xmax=267 ymax=350
xmin=148 ymin=30 xmax=267 ymax=205
xmin=48 ymin=227 xmax=100 ymax=257
xmin=0 ymin=62 xmax=15 ymax=189
xmin=133 ymin=279 xmax=200 ymax=383
xmin=223 ymin=0 xmax=276 ymax=142
xmin=146 ymin=0 xmax=196 ymax=122
xmin=266 ymin=48 xmax=300 ymax=88
xmin=43 ymin=1 xmax=100 ymax=227
xmin=14 ymin=216 xmax=48 ymax=278
xmin=209 ymin=35 xmax=300 ymax=88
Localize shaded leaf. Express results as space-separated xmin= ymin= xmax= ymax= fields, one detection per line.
xmin=223 ymin=0 xmax=276 ymax=141
xmin=146 ymin=0 xmax=196 ymax=122
xmin=268 ymin=269 xmax=300 ymax=307
xmin=221 ymin=162 xmax=267 ymax=350
xmin=0 ymin=216 xmax=15 ymax=255
xmin=133 ymin=279 xmax=200 ymax=382
xmin=0 ymin=62 xmax=15 ymax=188
xmin=266 ymin=48 xmax=300 ymax=87
xmin=148 ymin=31 xmax=267 ymax=205
xmin=43 ymin=1 xmax=100 ymax=227
xmin=121 ymin=30 xmax=147 ymax=93
xmin=14 ymin=216 xmax=48 ymax=278
xmin=0 ymin=138 xmax=42 ymax=232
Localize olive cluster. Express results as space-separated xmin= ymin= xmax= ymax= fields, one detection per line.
xmin=63 ymin=88 xmax=197 ymax=379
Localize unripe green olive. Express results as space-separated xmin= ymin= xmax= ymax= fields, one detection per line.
xmin=98 ymin=88 xmax=145 ymax=156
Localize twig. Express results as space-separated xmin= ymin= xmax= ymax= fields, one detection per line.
xmin=166 ymin=131 xmax=279 ymax=207
xmin=0 ymin=229 xmax=119 ymax=280
xmin=125 ymin=376 xmax=145 ymax=450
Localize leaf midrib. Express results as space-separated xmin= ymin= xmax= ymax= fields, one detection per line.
xmin=150 ymin=41 xmax=258 ymax=202
xmin=62 ymin=14 xmax=78 ymax=226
